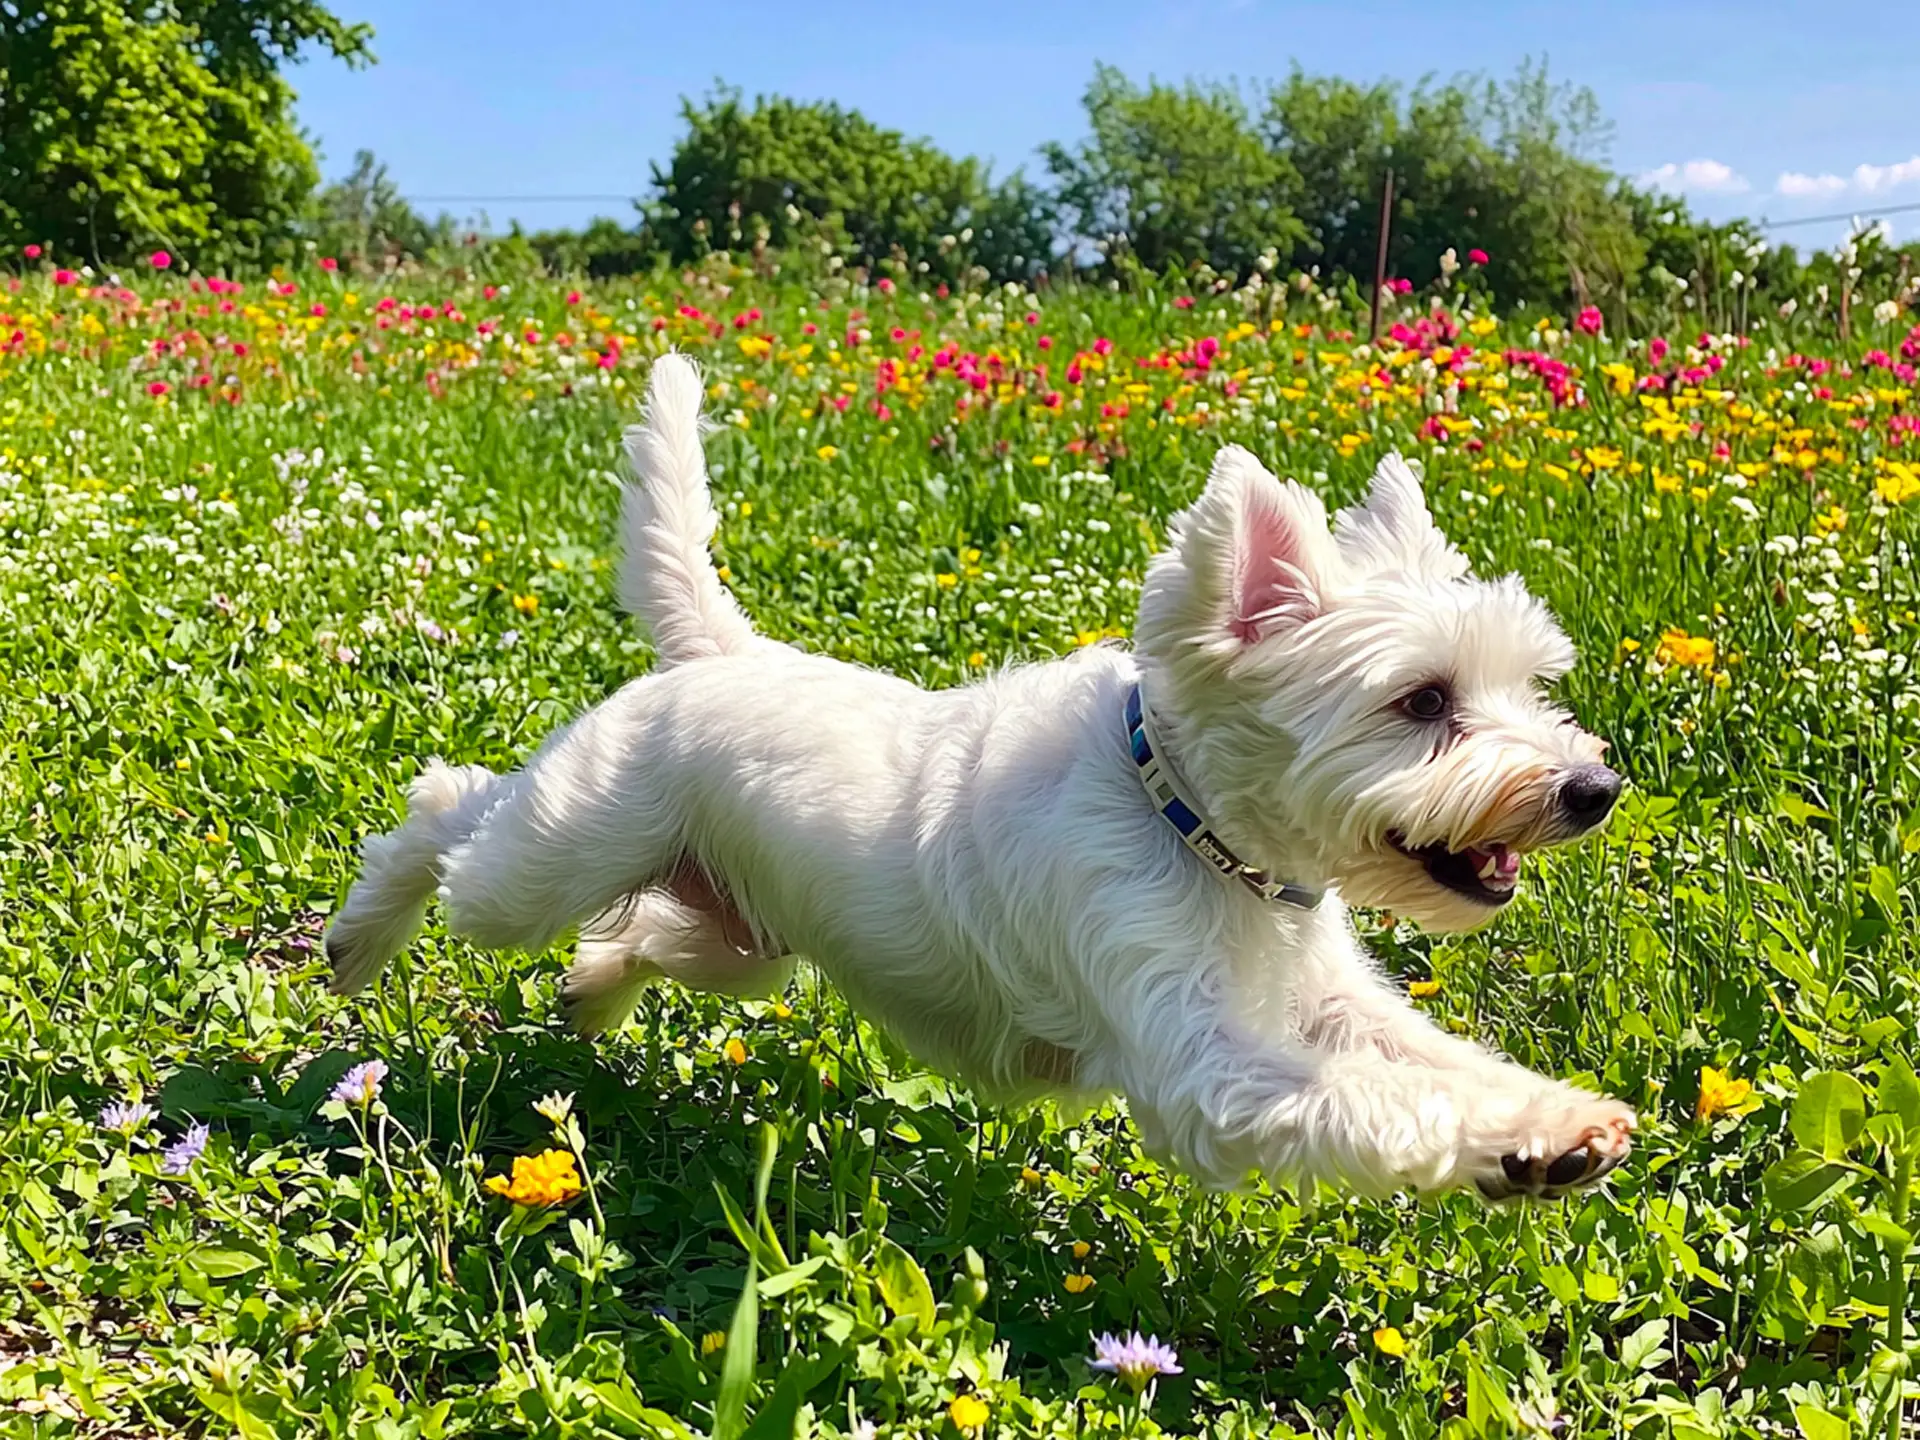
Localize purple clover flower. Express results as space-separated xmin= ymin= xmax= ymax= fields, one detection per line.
xmin=1090 ymin=1332 xmax=1182 ymax=1392
xmin=161 ymin=1122 xmax=210 ymax=1175
xmin=99 ymin=1100 xmax=155 ymax=1135
xmin=330 ymin=1060 xmax=388 ymax=1107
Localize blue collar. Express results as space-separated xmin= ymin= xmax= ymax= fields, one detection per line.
xmin=1124 ymin=682 xmax=1324 ymax=910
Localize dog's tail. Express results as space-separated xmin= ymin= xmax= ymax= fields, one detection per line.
xmin=618 ymin=353 xmax=759 ymax=665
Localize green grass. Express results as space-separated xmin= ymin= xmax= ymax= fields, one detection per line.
xmin=2 ymin=259 xmax=1918 ymax=1439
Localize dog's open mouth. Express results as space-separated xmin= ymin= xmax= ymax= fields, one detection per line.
xmin=1388 ymin=832 xmax=1521 ymax=906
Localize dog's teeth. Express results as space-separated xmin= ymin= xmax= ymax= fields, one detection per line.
xmin=1478 ymin=854 xmax=1499 ymax=880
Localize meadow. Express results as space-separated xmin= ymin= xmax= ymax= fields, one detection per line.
xmin=2 ymin=249 xmax=1919 ymax=1440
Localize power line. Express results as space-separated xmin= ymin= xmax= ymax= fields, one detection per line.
xmin=1755 ymin=199 xmax=1920 ymax=232
xmin=404 ymin=193 xmax=636 ymax=205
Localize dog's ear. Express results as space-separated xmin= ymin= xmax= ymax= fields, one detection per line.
xmin=1333 ymin=453 xmax=1469 ymax=580
xmin=1183 ymin=445 xmax=1336 ymax=644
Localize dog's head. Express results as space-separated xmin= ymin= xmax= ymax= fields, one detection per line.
xmin=1133 ymin=447 xmax=1618 ymax=932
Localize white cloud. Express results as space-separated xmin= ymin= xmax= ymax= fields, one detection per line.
xmin=1777 ymin=171 xmax=1849 ymax=198
xmin=1776 ymin=155 xmax=1920 ymax=198
xmin=1852 ymin=155 xmax=1920 ymax=193
xmin=1640 ymin=159 xmax=1750 ymax=194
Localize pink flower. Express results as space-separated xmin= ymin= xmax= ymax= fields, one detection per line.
xmin=1575 ymin=306 xmax=1604 ymax=336
xmin=150 ymin=251 xmax=171 ymax=270
xmin=53 ymin=268 xmax=77 ymax=285
xmin=147 ymin=380 xmax=170 ymax=395
xmin=566 ymin=290 xmax=581 ymax=304
xmin=1392 ymin=278 xmax=1413 ymax=295
xmin=1468 ymin=248 xmax=1488 ymax=265
xmin=1649 ymin=336 xmax=1669 ymax=365
xmin=319 ymin=257 xmax=338 ymax=272
xmin=1092 ymin=337 xmax=1113 ymax=356
xmin=876 ymin=277 xmax=894 ymax=294
xmin=23 ymin=244 xmax=41 ymax=260
xmin=1173 ymin=296 xmax=1194 ymax=310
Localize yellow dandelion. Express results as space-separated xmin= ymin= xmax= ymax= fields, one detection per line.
xmin=948 ymin=1394 xmax=990 ymax=1431
xmin=1031 ymin=455 xmax=1051 ymax=467
xmin=817 ymin=445 xmax=839 ymax=462
xmin=511 ymin=593 xmax=539 ymax=615
xmin=484 ymin=1149 xmax=583 ymax=1207
xmin=738 ymin=500 xmax=753 ymax=518
xmin=1408 ymin=979 xmax=1441 ymax=999
xmin=1656 ymin=629 xmax=1715 ymax=669
xmin=1696 ymin=1065 xmax=1753 ymax=1122
xmin=1372 ymin=1327 xmax=1407 ymax=1357
xmin=1071 ymin=1240 xmax=1091 ymax=1259
xmin=967 ymin=651 xmax=987 ymax=668
xmin=936 ymin=572 xmax=958 ymax=589
xmin=724 ymin=1037 xmax=748 ymax=1066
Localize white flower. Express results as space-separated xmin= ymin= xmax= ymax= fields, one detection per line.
xmin=1874 ymin=300 xmax=1901 ymax=325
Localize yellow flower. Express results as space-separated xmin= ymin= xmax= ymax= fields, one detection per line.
xmin=1063 ymin=1273 xmax=1095 ymax=1293
xmin=1696 ymin=1065 xmax=1753 ymax=1121
xmin=1071 ymin=1240 xmax=1091 ymax=1259
xmin=701 ymin=1331 xmax=726 ymax=1356
xmin=1812 ymin=505 xmax=1846 ymax=536
xmin=1408 ymin=979 xmax=1441 ymax=999
xmin=948 ymin=1394 xmax=990 ymax=1431
xmin=1656 ymin=629 xmax=1715 ymax=669
xmin=1653 ymin=472 xmax=1681 ymax=494
xmin=967 ymin=651 xmax=987 ymax=668
xmin=772 ymin=1001 xmax=793 ymax=1020
xmin=936 ymin=572 xmax=958 ymax=589
xmin=1372 ymin=1327 xmax=1407 ymax=1357
xmin=817 ymin=445 xmax=839 ymax=461
xmin=1019 ymin=1166 xmax=1043 ymax=1186
xmin=511 ymin=593 xmax=539 ymax=615
xmin=1584 ymin=444 xmax=1623 ymax=470
xmin=738 ymin=501 xmax=753 ymax=518
xmin=484 ymin=1149 xmax=583 ymax=1207
xmin=724 ymin=1037 xmax=748 ymax=1066
xmin=1876 ymin=463 xmax=1920 ymax=505
xmin=1031 ymin=455 xmax=1051 ymax=467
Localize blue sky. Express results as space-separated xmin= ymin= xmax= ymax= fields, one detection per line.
xmin=292 ymin=0 xmax=1920 ymax=249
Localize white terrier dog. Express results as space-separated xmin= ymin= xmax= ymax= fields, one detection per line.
xmin=327 ymin=353 xmax=1635 ymax=1202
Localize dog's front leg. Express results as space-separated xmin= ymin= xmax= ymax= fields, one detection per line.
xmin=1116 ymin=992 xmax=1632 ymax=1202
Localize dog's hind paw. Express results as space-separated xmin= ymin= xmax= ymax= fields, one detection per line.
xmin=1473 ymin=1099 xmax=1636 ymax=1202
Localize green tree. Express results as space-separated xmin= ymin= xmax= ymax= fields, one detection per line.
xmin=648 ymin=87 xmax=1037 ymax=282
xmin=307 ymin=149 xmax=443 ymax=266
xmin=0 ymin=0 xmax=370 ymax=266
xmin=1044 ymin=64 xmax=1303 ymax=277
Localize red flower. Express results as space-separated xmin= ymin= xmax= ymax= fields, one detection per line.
xmin=319 ymin=257 xmax=339 ymax=272
xmin=150 ymin=251 xmax=171 ymax=270
xmin=567 ymin=290 xmax=581 ymax=304
xmin=23 ymin=244 xmax=41 ymax=260
xmin=876 ymin=278 xmax=894 ymax=294
xmin=1649 ymin=336 xmax=1669 ymax=365
xmin=147 ymin=380 xmax=170 ymax=395
xmin=1172 ymin=296 xmax=1194 ymax=309
xmin=1575 ymin=306 xmax=1604 ymax=336
xmin=53 ymin=269 xmax=77 ymax=285
xmin=1467 ymin=248 xmax=1488 ymax=265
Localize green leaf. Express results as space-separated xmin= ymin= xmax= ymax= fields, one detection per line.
xmin=1619 ymin=1318 xmax=1669 ymax=1371
xmin=1582 ymin=1270 xmax=1619 ymax=1302
xmin=757 ymin=1255 xmax=828 ymax=1298
xmin=1878 ymin=1057 xmax=1920 ymax=1132
xmin=1792 ymin=1072 xmax=1867 ymax=1159
xmin=1867 ymin=865 xmax=1902 ymax=923
xmin=872 ymin=1235 xmax=936 ymax=1332
xmin=1792 ymin=1403 xmax=1850 ymax=1440
xmin=712 ymin=1258 xmax=759 ymax=1440
xmin=1859 ymin=1213 xmax=1913 ymax=1254
xmin=187 ymin=1247 xmax=266 ymax=1280
xmin=284 ymin=1050 xmax=360 ymax=1115
xmin=1763 ymin=1153 xmax=1857 ymax=1213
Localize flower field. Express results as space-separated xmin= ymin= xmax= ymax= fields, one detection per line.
xmin=3 ymin=252 xmax=1919 ymax=1439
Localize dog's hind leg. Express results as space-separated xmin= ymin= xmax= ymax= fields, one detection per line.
xmin=327 ymin=760 xmax=501 ymax=994
xmin=565 ymin=871 xmax=793 ymax=1037
xmin=430 ymin=691 xmax=699 ymax=959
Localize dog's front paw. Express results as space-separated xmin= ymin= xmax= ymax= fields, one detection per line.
xmin=1473 ymin=1098 xmax=1636 ymax=1202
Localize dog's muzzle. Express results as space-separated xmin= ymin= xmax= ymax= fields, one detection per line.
xmin=1555 ymin=764 xmax=1622 ymax=833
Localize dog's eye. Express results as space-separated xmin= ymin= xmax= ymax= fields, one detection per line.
xmin=1399 ymin=685 xmax=1450 ymax=722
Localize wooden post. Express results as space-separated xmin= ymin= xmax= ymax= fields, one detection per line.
xmin=1369 ymin=167 xmax=1394 ymax=345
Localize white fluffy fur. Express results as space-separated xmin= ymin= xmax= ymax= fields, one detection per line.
xmin=327 ymin=352 xmax=1636 ymax=1201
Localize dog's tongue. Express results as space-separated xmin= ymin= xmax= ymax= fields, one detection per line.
xmin=1467 ymin=843 xmax=1520 ymax=891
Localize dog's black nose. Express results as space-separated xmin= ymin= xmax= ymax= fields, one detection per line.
xmin=1558 ymin=765 xmax=1622 ymax=828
